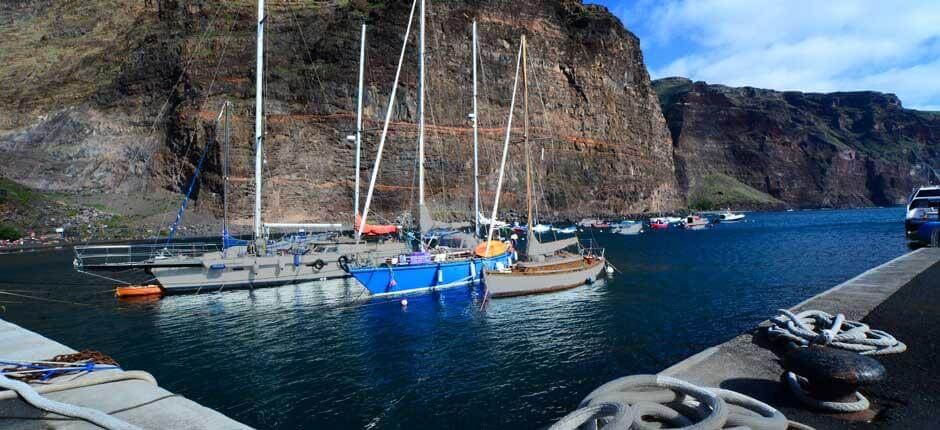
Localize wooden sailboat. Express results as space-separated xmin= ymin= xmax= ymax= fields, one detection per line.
xmin=483 ymin=35 xmax=606 ymax=298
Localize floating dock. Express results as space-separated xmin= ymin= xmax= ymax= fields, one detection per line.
xmin=0 ymin=319 xmax=252 ymax=429
xmin=660 ymin=247 xmax=940 ymax=428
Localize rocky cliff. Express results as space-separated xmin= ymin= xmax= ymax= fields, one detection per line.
xmin=0 ymin=0 xmax=681 ymax=231
xmin=654 ymin=77 xmax=940 ymax=209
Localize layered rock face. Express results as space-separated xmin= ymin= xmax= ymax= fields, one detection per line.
xmin=0 ymin=0 xmax=681 ymax=228
xmin=655 ymin=77 xmax=940 ymax=208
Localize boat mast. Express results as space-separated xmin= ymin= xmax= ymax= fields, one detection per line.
xmin=356 ymin=0 xmax=419 ymax=244
xmin=354 ymin=23 xmax=366 ymax=224
xmin=222 ymin=101 xmax=231 ymax=253
xmin=472 ymin=20 xmax=480 ymax=238
xmin=522 ymin=36 xmax=533 ymax=243
xmin=253 ymin=0 xmax=265 ymax=240
xmin=483 ymin=41 xmax=523 ymax=256
xmin=417 ymin=0 xmax=427 ymax=233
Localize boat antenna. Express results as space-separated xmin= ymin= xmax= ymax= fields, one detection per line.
xmin=483 ymin=40 xmax=523 ymax=256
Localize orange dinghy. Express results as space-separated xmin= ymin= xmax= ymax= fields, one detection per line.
xmin=355 ymin=215 xmax=398 ymax=236
xmin=115 ymin=285 xmax=163 ymax=298
xmin=475 ymin=240 xmax=509 ymax=258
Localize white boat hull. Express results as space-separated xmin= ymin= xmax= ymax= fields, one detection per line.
xmin=484 ymin=257 xmax=605 ymax=298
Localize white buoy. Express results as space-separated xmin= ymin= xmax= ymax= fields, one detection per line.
xmin=401 ymin=299 xmax=408 ymax=307
xmin=605 ymin=265 xmax=614 ymax=274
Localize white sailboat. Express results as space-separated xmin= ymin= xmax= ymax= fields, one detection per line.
xmin=126 ymin=1 xmax=400 ymax=292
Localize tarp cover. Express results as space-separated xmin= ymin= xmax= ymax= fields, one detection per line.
xmin=356 ymin=215 xmax=398 ymax=235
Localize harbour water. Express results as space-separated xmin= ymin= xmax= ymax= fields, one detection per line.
xmin=0 ymin=208 xmax=908 ymax=429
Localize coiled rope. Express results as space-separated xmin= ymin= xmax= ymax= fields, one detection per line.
xmin=549 ymin=374 xmax=794 ymax=430
xmin=768 ymin=309 xmax=905 ymax=413
xmin=0 ymin=373 xmax=142 ymax=430
xmin=767 ymin=309 xmax=906 ymax=355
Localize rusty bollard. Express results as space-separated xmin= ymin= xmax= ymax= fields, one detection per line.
xmin=783 ymin=345 xmax=885 ymax=414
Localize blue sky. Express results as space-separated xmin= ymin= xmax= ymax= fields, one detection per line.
xmin=589 ymin=0 xmax=940 ymax=110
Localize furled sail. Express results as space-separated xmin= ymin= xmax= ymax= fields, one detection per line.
xmin=525 ymin=233 xmax=578 ymax=257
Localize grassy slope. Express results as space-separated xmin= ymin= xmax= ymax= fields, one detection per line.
xmin=687 ymin=173 xmax=783 ymax=210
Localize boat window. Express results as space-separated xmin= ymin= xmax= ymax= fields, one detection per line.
xmin=915 ymin=189 xmax=940 ymax=198
xmin=910 ymin=199 xmax=930 ymax=208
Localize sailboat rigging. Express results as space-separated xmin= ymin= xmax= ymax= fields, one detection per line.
xmin=482 ymin=35 xmax=607 ymax=299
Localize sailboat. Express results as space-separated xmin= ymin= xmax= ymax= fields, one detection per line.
xmin=482 ymin=35 xmax=607 ymax=299
xmin=347 ymin=4 xmax=512 ymax=297
xmin=98 ymin=1 xmax=402 ymax=292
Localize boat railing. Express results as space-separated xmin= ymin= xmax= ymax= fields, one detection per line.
xmin=577 ymin=238 xmax=605 ymax=259
xmin=73 ymin=242 xmax=221 ymax=269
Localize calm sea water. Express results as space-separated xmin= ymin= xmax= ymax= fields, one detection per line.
xmin=0 ymin=208 xmax=908 ymax=429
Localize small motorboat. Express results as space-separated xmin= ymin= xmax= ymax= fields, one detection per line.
xmin=552 ymin=226 xmax=578 ymax=234
xmin=532 ymin=224 xmax=552 ymax=233
xmin=650 ymin=220 xmax=669 ymax=230
xmin=612 ymin=223 xmax=643 ymax=235
xmin=681 ymin=215 xmax=711 ymax=230
xmin=591 ymin=222 xmax=610 ymax=229
xmin=718 ymin=209 xmax=745 ymax=223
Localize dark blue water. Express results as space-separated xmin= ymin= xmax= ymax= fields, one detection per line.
xmin=0 ymin=208 xmax=909 ymax=429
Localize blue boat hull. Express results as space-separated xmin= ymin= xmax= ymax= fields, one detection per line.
xmin=350 ymin=253 xmax=513 ymax=296
xmin=916 ymin=221 xmax=940 ymax=244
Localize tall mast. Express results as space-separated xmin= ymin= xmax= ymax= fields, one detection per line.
xmin=472 ymin=20 xmax=480 ymax=238
xmin=354 ymin=23 xmax=366 ymax=223
xmin=222 ymin=101 xmax=231 ymax=244
xmin=417 ymin=0 xmax=427 ymax=231
xmin=522 ymin=36 xmax=533 ymax=240
xmin=253 ymin=0 xmax=265 ymax=240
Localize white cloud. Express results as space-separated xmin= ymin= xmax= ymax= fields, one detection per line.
xmin=633 ymin=0 xmax=940 ymax=109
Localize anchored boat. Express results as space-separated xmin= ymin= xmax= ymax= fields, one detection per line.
xmin=718 ymin=209 xmax=746 ymax=223
xmin=482 ymin=36 xmax=606 ymax=299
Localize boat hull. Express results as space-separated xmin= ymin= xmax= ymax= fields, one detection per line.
xmin=349 ymin=252 xmax=513 ymax=297
xmin=484 ymin=257 xmax=605 ymax=298
xmin=151 ymin=242 xmax=403 ymax=292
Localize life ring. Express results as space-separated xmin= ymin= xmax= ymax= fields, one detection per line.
xmin=312 ymin=259 xmax=326 ymax=271
xmin=337 ymin=255 xmax=350 ymax=273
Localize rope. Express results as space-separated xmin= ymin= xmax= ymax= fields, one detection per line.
xmin=0 ymin=373 xmax=142 ymax=430
xmin=549 ymin=374 xmax=793 ymax=430
xmin=767 ymin=309 xmax=907 ymax=355
xmin=784 ymin=372 xmax=869 ymax=413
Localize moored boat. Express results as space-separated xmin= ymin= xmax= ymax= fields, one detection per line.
xmin=482 ymin=35 xmax=605 ymax=299
xmin=612 ymin=223 xmax=643 ymax=235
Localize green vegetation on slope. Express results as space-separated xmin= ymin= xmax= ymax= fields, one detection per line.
xmin=688 ymin=174 xmax=783 ymax=210
xmin=0 ymin=177 xmax=43 ymax=205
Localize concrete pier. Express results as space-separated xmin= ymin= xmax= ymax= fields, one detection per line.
xmin=661 ymin=247 xmax=940 ymax=428
xmin=0 ymin=319 xmax=252 ymax=429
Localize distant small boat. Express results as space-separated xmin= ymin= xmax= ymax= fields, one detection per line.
xmin=612 ymin=223 xmax=643 ymax=235
xmin=681 ymin=215 xmax=711 ymax=230
xmin=577 ymin=218 xmax=601 ymax=227
xmin=591 ymin=222 xmax=610 ymax=229
xmin=553 ymin=226 xmax=577 ymax=234
xmin=650 ymin=220 xmax=669 ymax=230
xmin=718 ymin=209 xmax=745 ymax=223
xmin=532 ymin=224 xmax=552 ymax=233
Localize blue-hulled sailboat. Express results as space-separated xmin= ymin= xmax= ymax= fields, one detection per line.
xmin=348 ymin=5 xmax=511 ymax=297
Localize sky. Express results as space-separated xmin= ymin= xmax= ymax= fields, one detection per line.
xmin=589 ymin=0 xmax=940 ymax=110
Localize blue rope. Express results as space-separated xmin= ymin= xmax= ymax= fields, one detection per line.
xmin=166 ymin=138 xmax=216 ymax=247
